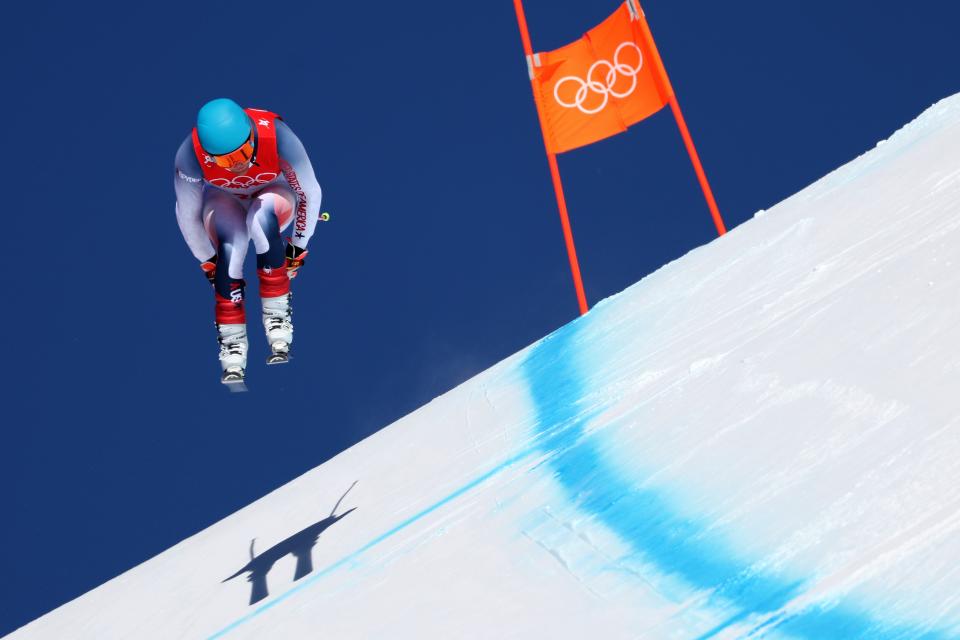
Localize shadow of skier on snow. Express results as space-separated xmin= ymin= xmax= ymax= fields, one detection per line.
xmin=223 ymin=480 xmax=358 ymax=605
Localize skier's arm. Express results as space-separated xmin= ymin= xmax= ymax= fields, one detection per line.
xmin=173 ymin=136 xmax=215 ymax=262
xmin=276 ymin=120 xmax=323 ymax=250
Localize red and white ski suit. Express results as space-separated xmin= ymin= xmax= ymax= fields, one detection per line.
xmin=173 ymin=108 xmax=322 ymax=323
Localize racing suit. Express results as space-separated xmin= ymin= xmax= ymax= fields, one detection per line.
xmin=173 ymin=109 xmax=322 ymax=325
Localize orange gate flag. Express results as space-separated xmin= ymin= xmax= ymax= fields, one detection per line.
xmin=529 ymin=0 xmax=674 ymax=154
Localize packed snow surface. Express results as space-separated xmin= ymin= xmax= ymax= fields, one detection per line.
xmin=9 ymin=95 xmax=960 ymax=639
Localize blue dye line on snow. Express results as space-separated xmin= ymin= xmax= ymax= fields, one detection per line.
xmin=207 ymin=309 xmax=952 ymax=639
xmin=207 ymin=447 xmax=535 ymax=639
xmin=520 ymin=313 xmax=950 ymax=640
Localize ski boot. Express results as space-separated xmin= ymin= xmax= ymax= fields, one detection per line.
xmin=217 ymin=323 xmax=249 ymax=387
xmin=262 ymin=293 xmax=293 ymax=365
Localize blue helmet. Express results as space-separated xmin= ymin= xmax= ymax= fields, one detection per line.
xmin=196 ymin=98 xmax=251 ymax=155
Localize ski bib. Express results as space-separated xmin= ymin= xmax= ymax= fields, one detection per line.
xmin=191 ymin=108 xmax=282 ymax=193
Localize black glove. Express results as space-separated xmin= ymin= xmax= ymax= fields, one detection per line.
xmin=200 ymin=254 xmax=217 ymax=285
xmin=285 ymin=241 xmax=308 ymax=279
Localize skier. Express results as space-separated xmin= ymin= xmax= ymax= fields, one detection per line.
xmin=174 ymin=98 xmax=323 ymax=385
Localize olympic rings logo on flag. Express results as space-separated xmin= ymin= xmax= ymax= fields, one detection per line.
xmin=209 ymin=173 xmax=279 ymax=189
xmin=553 ymin=42 xmax=643 ymax=115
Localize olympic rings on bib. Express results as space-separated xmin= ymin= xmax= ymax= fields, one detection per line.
xmin=553 ymin=42 xmax=644 ymax=115
xmin=209 ymin=172 xmax=279 ymax=189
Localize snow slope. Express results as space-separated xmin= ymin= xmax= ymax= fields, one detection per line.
xmin=9 ymin=95 xmax=960 ymax=639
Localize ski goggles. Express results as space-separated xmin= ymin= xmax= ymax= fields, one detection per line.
xmin=211 ymin=131 xmax=255 ymax=169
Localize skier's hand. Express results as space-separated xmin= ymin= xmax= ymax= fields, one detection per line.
xmin=200 ymin=255 xmax=217 ymax=285
xmin=285 ymin=241 xmax=308 ymax=279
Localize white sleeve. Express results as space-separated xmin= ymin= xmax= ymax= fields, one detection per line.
xmin=173 ymin=136 xmax=215 ymax=261
xmin=276 ymin=120 xmax=323 ymax=250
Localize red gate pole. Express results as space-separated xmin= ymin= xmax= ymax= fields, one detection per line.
xmin=634 ymin=2 xmax=727 ymax=236
xmin=513 ymin=0 xmax=589 ymax=316
xmin=667 ymin=96 xmax=727 ymax=236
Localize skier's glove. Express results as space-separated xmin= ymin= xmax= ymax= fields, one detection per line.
xmin=285 ymin=241 xmax=308 ymax=279
xmin=200 ymin=255 xmax=217 ymax=286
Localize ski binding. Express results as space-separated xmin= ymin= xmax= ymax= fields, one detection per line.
xmin=266 ymin=341 xmax=290 ymax=365
xmin=221 ymin=367 xmax=248 ymax=392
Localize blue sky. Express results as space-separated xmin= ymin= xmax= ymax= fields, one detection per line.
xmin=2 ymin=0 xmax=958 ymax=634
